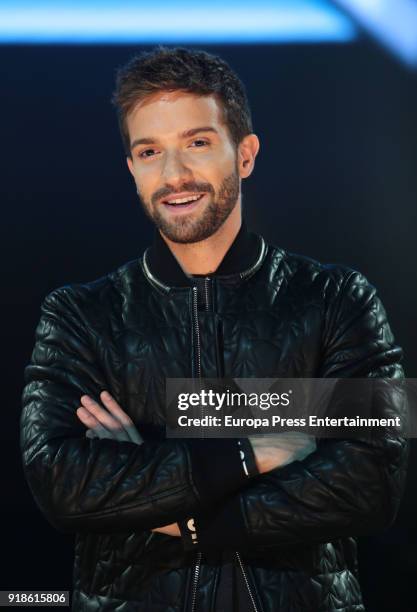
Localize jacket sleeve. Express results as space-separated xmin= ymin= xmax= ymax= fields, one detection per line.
xmin=181 ymin=270 xmax=409 ymax=552
xmin=20 ymin=287 xmax=251 ymax=535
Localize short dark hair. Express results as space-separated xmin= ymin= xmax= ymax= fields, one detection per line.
xmin=111 ymin=46 xmax=253 ymax=157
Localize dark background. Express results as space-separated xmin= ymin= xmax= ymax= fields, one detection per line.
xmin=2 ymin=41 xmax=416 ymax=610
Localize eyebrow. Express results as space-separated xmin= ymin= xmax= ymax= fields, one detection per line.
xmin=130 ymin=126 xmax=219 ymax=150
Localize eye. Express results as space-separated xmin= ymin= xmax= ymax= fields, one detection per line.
xmin=190 ymin=139 xmax=209 ymax=148
xmin=138 ymin=148 xmax=157 ymax=159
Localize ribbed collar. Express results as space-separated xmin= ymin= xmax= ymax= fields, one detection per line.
xmin=145 ymin=220 xmax=262 ymax=288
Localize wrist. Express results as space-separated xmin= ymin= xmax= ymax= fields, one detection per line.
xmin=249 ymin=438 xmax=266 ymax=473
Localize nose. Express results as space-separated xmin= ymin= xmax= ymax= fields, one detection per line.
xmin=160 ymin=149 xmax=193 ymax=186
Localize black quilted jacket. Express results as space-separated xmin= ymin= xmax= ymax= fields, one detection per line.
xmin=20 ymin=224 xmax=408 ymax=612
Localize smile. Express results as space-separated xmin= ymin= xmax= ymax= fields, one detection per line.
xmin=162 ymin=193 xmax=206 ymax=213
xmin=162 ymin=193 xmax=205 ymax=206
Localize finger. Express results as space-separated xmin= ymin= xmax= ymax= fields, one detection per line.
xmin=100 ymin=391 xmax=134 ymax=427
xmin=126 ymin=425 xmax=144 ymax=445
xmin=80 ymin=395 xmax=126 ymax=435
xmin=100 ymin=391 xmax=144 ymax=445
xmin=77 ymin=406 xmax=102 ymax=428
xmin=77 ymin=406 xmax=111 ymax=439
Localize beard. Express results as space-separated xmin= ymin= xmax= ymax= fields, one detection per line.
xmin=137 ymin=165 xmax=240 ymax=244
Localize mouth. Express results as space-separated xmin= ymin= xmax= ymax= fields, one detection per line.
xmin=161 ymin=192 xmax=206 ymax=213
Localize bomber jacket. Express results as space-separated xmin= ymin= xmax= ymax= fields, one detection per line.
xmin=20 ymin=221 xmax=408 ymax=611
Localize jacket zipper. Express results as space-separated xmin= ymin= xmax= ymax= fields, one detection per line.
xmin=235 ymin=551 xmax=260 ymax=612
xmin=191 ymin=281 xmax=260 ymax=612
xmin=190 ymin=285 xmax=202 ymax=612
xmin=192 ymin=286 xmax=202 ymax=378
xmin=190 ymin=550 xmax=202 ymax=612
xmin=190 ymin=278 xmax=213 ymax=611
xmin=212 ymin=271 xmax=260 ymax=611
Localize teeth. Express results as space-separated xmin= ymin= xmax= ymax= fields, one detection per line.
xmin=166 ymin=194 xmax=201 ymax=205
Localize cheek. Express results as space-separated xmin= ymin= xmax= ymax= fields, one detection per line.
xmin=132 ymin=165 xmax=159 ymax=197
xmin=132 ymin=161 xmax=155 ymax=181
xmin=190 ymin=150 xmax=236 ymax=181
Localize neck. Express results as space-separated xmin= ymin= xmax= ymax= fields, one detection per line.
xmin=159 ymin=203 xmax=242 ymax=275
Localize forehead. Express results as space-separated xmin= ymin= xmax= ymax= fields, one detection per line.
xmin=126 ymin=90 xmax=227 ymax=139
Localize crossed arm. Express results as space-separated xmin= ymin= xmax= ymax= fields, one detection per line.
xmin=75 ymin=390 xmax=315 ymax=538
xmin=77 ymin=391 xmax=315 ymax=537
xmin=21 ymin=270 xmax=408 ymax=551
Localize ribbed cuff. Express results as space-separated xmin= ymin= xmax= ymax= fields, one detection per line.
xmin=178 ymin=516 xmax=199 ymax=551
xmin=185 ymin=438 xmax=250 ymax=507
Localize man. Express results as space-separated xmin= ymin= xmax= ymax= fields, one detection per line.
xmin=20 ymin=47 xmax=407 ymax=611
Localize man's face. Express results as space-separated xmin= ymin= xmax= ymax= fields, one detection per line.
xmin=126 ymin=90 xmax=240 ymax=243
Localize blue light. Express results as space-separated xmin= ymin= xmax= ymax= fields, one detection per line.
xmin=336 ymin=0 xmax=417 ymax=67
xmin=0 ymin=0 xmax=357 ymax=44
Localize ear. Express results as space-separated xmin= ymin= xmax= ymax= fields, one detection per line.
xmin=126 ymin=156 xmax=135 ymax=177
xmin=237 ymin=134 xmax=260 ymax=179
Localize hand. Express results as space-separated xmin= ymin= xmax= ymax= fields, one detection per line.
xmin=76 ymin=390 xmax=144 ymax=445
xmin=249 ymin=432 xmax=316 ymax=474
xmin=151 ymin=523 xmax=181 ymax=537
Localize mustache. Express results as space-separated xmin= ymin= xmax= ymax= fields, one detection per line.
xmin=151 ymin=181 xmax=215 ymax=205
